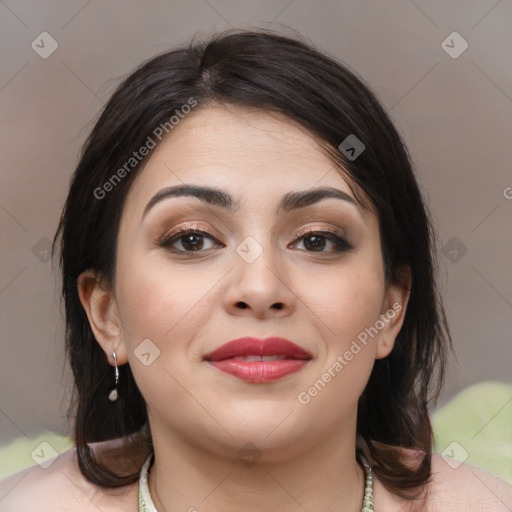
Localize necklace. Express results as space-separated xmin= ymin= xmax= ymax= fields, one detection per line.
xmin=138 ymin=450 xmax=374 ymax=511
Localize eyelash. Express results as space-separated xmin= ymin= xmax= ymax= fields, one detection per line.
xmin=158 ymin=225 xmax=353 ymax=256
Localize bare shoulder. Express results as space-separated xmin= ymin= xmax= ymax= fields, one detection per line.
xmin=372 ymin=446 xmax=512 ymax=512
xmin=0 ymin=443 xmax=138 ymax=512
xmin=426 ymin=452 xmax=512 ymax=511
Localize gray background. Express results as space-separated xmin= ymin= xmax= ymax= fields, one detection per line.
xmin=0 ymin=0 xmax=511 ymax=447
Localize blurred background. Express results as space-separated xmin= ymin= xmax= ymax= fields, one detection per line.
xmin=0 ymin=0 xmax=511 ymax=481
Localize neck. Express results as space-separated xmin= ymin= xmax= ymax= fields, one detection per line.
xmin=147 ymin=423 xmax=366 ymax=512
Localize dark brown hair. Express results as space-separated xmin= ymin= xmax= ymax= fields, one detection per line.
xmin=52 ymin=28 xmax=452 ymax=500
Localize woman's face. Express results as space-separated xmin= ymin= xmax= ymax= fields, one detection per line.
xmin=83 ymin=103 xmax=408 ymax=460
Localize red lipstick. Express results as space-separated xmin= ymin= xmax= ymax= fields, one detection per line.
xmin=203 ymin=337 xmax=312 ymax=383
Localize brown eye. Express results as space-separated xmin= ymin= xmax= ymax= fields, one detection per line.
xmin=294 ymin=230 xmax=353 ymax=254
xmin=159 ymin=228 xmax=222 ymax=253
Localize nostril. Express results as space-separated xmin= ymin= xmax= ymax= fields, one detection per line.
xmin=235 ymin=302 xmax=284 ymax=310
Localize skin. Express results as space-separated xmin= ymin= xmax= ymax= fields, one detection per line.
xmin=1 ymin=104 xmax=511 ymax=511
xmin=84 ymin=103 xmax=409 ymax=511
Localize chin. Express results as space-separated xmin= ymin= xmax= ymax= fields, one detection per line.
xmin=210 ymin=413 xmax=311 ymax=453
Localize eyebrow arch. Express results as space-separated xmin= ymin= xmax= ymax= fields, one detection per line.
xmin=141 ymin=184 xmax=358 ymax=220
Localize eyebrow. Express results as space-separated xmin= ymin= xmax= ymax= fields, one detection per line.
xmin=141 ymin=184 xmax=359 ymax=220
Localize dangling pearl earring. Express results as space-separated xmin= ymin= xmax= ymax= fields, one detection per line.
xmin=108 ymin=351 xmax=119 ymax=402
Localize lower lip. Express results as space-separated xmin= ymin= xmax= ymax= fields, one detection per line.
xmin=207 ymin=359 xmax=309 ymax=383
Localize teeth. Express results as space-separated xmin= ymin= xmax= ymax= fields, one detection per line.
xmin=233 ymin=355 xmax=262 ymax=362
xmin=231 ymin=355 xmax=287 ymax=362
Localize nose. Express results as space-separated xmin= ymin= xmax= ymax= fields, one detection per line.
xmin=222 ymin=240 xmax=296 ymax=319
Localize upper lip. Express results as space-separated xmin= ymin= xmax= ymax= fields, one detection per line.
xmin=203 ymin=337 xmax=312 ymax=362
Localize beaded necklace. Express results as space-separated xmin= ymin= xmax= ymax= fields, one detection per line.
xmin=138 ymin=451 xmax=374 ymax=511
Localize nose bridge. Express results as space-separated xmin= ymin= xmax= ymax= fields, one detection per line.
xmin=226 ymin=230 xmax=293 ymax=313
xmin=234 ymin=232 xmax=280 ymax=283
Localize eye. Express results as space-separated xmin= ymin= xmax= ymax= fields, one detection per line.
xmin=158 ymin=226 xmax=353 ymax=256
xmin=159 ymin=228 xmax=222 ymax=253
xmin=292 ymin=229 xmax=353 ymax=255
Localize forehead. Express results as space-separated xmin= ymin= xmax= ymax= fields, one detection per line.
xmin=122 ymin=104 xmax=365 ymax=217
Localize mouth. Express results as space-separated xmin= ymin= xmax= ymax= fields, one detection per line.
xmin=203 ymin=337 xmax=312 ymax=383
xmin=229 ymin=355 xmax=297 ymax=362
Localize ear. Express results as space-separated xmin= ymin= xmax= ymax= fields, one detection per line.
xmin=375 ymin=266 xmax=411 ymax=359
xmin=77 ymin=269 xmax=129 ymax=366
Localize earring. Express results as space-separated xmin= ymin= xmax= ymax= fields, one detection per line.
xmin=108 ymin=351 xmax=119 ymax=402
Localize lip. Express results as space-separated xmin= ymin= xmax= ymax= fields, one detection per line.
xmin=203 ymin=337 xmax=312 ymax=383
xmin=204 ymin=337 xmax=312 ymax=361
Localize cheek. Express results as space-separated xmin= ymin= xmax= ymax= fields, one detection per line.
xmin=337 ymin=270 xmax=383 ymax=335
xmin=113 ymin=257 xmax=209 ymax=407
xmin=114 ymin=251 xmax=218 ymax=352
xmin=299 ymin=260 xmax=384 ymax=342
xmin=295 ymin=268 xmax=382 ymax=420
xmin=115 ymin=263 xmax=174 ymax=340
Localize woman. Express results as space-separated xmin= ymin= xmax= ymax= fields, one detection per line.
xmin=1 ymin=29 xmax=511 ymax=512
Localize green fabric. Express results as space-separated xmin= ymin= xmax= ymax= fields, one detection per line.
xmin=0 ymin=431 xmax=73 ymax=478
xmin=432 ymin=380 xmax=512 ymax=484
xmin=1 ymin=381 xmax=510 ymax=484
